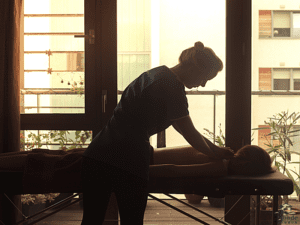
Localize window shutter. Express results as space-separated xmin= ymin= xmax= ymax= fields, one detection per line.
xmin=259 ymin=68 xmax=272 ymax=90
xmin=259 ymin=10 xmax=272 ymax=38
xmin=258 ymin=125 xmax=271 ymax=149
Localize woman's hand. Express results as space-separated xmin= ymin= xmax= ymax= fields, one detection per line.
xmin=210 ymin=146 xmax=234 ymax=160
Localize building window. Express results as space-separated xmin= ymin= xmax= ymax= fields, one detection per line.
xmin=273 ymin=69 xmax=290 ymax=90
xmin=294 ymin=69 xmax=300 ymax=90
xmin=259 ymin=10 xmax=300 ymax=38
xmin=273 ymin=11 xmax=291 ymax=37
xmin=259 ymin=68 xmax=300 ymax=91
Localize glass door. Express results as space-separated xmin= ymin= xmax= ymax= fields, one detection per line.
xmin=117 ymin=0 xmax=226 ymax=204
xmin=252 ymin=0 xmax=300 ymax=202
xmin=117 ymin=0 xmax=226 ymax=148
xmin=21 ymin=0 xmax=98 ymax=131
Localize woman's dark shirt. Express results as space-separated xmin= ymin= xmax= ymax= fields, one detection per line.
xmin=83 ymin=65 xmax=189 ymax=180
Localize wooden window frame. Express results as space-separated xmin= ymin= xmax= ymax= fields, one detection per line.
xmin=20 ymin=0 xmax=117 ymax=135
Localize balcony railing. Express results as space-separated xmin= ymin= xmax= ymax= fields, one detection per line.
xmin=21 ymin=89 xmax=300 ymax=146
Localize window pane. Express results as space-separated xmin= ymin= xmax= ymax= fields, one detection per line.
xmin=294 ymin=69 xmax=300 ymax=78
xmin=24 ymin=0 xmax=84 ymax=14
xmin=117 ymin=0 xmax=226 ymax=147
xmin=293 ymin=13 xmax=300 ymax=37
xmin=273 ymin=12 xmax=291 ymax=28
xmin=25 ymin=17 xmax=84 ymax=33
xmin=274 ymin=79 xmax=290 ymax=90
xmin=294 ymin=68 xmax=300 ymax=90
xmin=22 ymin=0 xmax=85 ymax=114
xmin=273 ymin=68 xmax=290 ymax=79
xmin=273 ymin=11 xmax=291 ymax=37
xmin=117 ymin=0 xmax=225 ymax=202
xmin=294 ymin=79 xmax=300 ymax=90
xmin=21 ymin=130 xmax=92 ymax=151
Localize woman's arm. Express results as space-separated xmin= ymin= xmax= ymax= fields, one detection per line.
xmin=172 ymin=115 xmax=233 ymax=159
xmin=172 ymin=115 xmax=217 ymax=158
xmin=153 ymin=145 xmax=212 ymax=165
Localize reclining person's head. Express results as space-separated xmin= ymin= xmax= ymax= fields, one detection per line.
xmin=227 ymin=145 xmax=276 ymax=176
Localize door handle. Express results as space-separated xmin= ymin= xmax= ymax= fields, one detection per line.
xmin=74 ymin=29 xmax=95 ymax=44
xmin=102 ymin=90 xmax=107 ymax=113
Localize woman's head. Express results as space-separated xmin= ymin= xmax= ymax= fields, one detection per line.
xmin=228 ymin=145 xmax=275 ymax=176
xmin=177 ymin=41 xmax=223 ymax=88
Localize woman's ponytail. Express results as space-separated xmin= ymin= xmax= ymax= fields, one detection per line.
xmin=194 ymin=41 xmax=204 ymax=52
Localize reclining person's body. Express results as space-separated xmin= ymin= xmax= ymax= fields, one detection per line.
xmin=0 ymin=145 xmax=275 ymax=177
xmin=152 ymin=144 xmax=275 ymax=176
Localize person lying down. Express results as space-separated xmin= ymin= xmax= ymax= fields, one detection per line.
xmin=150 ymin=144 xmax=276 ymax=177
xmin=0 ymin=145 xmax=275 ymax=177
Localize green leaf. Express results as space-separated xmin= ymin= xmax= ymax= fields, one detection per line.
xmin=287 ymin=129 xmax=300 ymax=134
xmin=290 ymin=151 xmax=300 ymax=156
xmin=286 ymin=150 xmax=291 ymax=162
xmin=285 ymin=169 xmax=300 ymax=196
xmin=295 ymin=115 xmax=300 ymax=122
xmin=285 ymin=136 xmax=294 ymax=146
xmin=252 ymin=127 xmax=270 ymax=130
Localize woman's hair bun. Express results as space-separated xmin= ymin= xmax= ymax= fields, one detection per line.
xmin=194 ymin=41 xmax=204 ymax=52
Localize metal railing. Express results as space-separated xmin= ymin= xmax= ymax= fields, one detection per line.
xmin=21 ymin=89 xmax=300 ymax=147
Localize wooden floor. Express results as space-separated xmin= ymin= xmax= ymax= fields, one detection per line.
xmin=26 ymin=197 xmax=300 ymax=225
xmin=31 ymin=198 xmax=225 ymax=225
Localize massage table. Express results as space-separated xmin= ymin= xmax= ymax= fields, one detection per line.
xmin=0 ymin=149 xmax=294 ymax=225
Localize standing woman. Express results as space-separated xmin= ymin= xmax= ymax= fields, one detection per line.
xmin=81 ymin=41 xmax=233 ymax=224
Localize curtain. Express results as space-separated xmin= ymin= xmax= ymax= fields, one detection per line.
xmin=0 ymin=0 xmax=23 ymax=224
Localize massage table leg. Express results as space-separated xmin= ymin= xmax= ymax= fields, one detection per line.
xmin=253 ymin=195 xmax=280 ymax=225
xmin=148 ymin=194 xmax=230 ymax=225
xmin=7 ymin=193 xmax=81 ymax=225
xmin=273 ymin=195 xmax=279 ymax=225
xmin=256 ymin=195 xmax=260 ymax=225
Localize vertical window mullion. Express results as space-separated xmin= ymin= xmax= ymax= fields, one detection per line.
xmin=291 ymin=68 xmax=294 ymax=90
xmin=291 ymin=11 xmax=294 ymax=38
xmin=271 ymin=10 xmax=274 ymax=38
xmin=271 ymin=68 xmax=274 ymax=90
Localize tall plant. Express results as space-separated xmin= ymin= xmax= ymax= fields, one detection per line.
xmin=253 ymin=111 xmax=300 ymax=196
xmin=204 ymin=124 xmax=254 ymax=147
xmin=203 ymin=124 xmax=226 ymax=147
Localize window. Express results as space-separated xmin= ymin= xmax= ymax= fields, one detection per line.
xmin=273 ymin=11 xmax=291 ymax=37
xmin=117 ymin=0 xmax=151 ymax=93
xmin=259 ymin=10 xmax=300 ymax=38
xmin=23 ymin=0 xmax=85 ymax=114
xmin=258 ymin=68 xmax=300 ymax=91
xmin=294 ymin=69 xmax=300 ymax=90
xmin=21 ymin=0 xmax=105 ymax=132
xmin=21 ymin=130 xmax=92 ymax=151
xmin=273 ymin=69 xmax=290 ymax=90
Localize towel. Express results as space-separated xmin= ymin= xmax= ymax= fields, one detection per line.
xmin=19 ymin=148 xmax=226 ymax=193
xmin=22 ymin=148 xmax=85 ymax=194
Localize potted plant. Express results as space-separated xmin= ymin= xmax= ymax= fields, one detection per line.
xmin=185 ymin=194 xmax=204 ymax=204
xmin=253 ymin=111 xmax=300 ymax=216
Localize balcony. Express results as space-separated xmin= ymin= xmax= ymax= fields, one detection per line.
xmin=21 ymin=88 xmax=300 ymax=146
